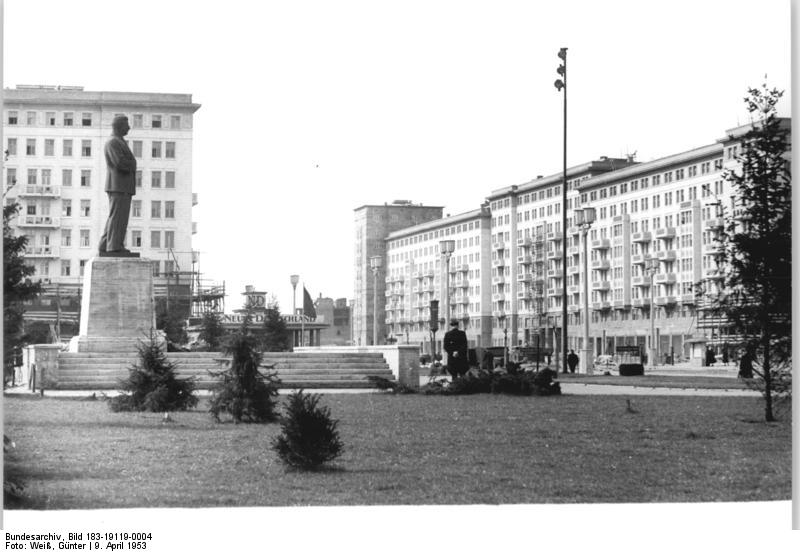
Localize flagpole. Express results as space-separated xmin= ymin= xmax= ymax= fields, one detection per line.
xmin=301 ymin=289 xmax=305 ymax=348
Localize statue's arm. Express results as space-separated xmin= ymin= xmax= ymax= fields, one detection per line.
xmin=106 ymin=140 xmax=136 ymax=174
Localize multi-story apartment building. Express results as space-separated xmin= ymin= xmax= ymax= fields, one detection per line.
xmin=352 ymin=201 xmax=443 ymax=345
xmin=354 ymin=120 xmax=790 ymax=361
xmin=384 ymin=206 xmax=492 ymax=352
xmin=2 ymin=85 xmax=201 ymax=330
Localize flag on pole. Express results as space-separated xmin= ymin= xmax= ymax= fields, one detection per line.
xmin=303 ymin=286 xmax=316 ymax=319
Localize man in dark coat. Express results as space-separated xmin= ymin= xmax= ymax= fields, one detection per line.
xmin=567 ymin=349 xmax=579 ymax=373
xmin=98 ymin=115 xmax=137 ymax=253
xmin=443 ymin=320 xmax=469 ymax=379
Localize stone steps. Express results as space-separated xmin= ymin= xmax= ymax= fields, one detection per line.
xmin=54 ymin=351 xmax=394 ymax=390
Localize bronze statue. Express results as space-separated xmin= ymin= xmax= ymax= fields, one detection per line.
xmin=98 ymin=115 xmax=137 ymax=254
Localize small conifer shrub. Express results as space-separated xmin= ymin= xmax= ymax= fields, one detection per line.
xmin=272 ymin=390 xmax=343 ymax=470
xmin=110 ymin=335 xmax=198 ymax=413
xmin=209 ymin=332 xmax=280 ymax=423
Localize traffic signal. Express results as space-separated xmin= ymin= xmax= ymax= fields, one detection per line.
xmin=429 ymin=300 xmax=439 ymax=332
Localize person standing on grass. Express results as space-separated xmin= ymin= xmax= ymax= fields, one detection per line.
xmin=443 ymin=319 xmax=469 ymax=379
xmin=567 ymin=349 xmax=579 ymax=373
xmin=738 ymin=347 xmax=754 ymax=379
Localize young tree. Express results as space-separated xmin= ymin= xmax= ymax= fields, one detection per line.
xmin=261 ymin=297 xmax=289 ymax=352
xmin=198 ymin=311 xmax=226 ymax=351
xmin=208 ymin=330 xmax=281 ymax=423
xmin=272 ymin=390 xmax=343 ymax=470
xmin=3 ymin=202 xmax=43 ymax=385
xmin=109 ymin=333 xmax=198 ymax=415
xmin=710 ymin=83 xmax=791 ymax=421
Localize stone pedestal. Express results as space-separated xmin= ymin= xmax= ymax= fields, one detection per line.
xmin=69 ymin=256 xmax=160 ymax=353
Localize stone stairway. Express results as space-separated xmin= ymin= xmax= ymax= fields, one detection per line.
xmin=55 ymin=351 xmax=395 ymax=390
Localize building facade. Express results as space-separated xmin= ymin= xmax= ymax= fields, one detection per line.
xmin=352 ymin=201 xmax=443 ymax=346
xmin=314 ymin=296 xmax=352 ymax=346
xmin=354 ymin=121 xmax=790 ymax=362
xmin=2 ymin=85 xmax=201 ymax=333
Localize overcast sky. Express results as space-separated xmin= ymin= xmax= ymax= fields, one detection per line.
xmin=2 ymin=0 xmax=791 ymax=314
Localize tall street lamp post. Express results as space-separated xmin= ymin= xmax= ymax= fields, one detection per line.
xmin=554 ymin=46 xmax=568 ymax=374
xmin=369 ymin=256 xmax=382 ymax=346
xmin=574 ymin=207 xmax=596 ymax=374
xmin=290 ymin=274 xmax=299 ymax=347
xmin=439 ymin=240 xmax=456 ymax=326
xmin=645 ymin=257 xmax=659 ymax=368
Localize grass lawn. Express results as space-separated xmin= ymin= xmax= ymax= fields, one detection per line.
xmin=3 ymin=391 xmax=791 ymax=509
xmin=559 ymin=373 xmax=750 ymax=390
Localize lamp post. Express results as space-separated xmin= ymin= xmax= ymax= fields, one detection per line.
xmin=554 ymin=46 xmax=569 ymax=375
xmin=574 ymin=207 xmax=596 ymax=374
xmin=369 ymin=256 xmax=382 ymax=346
xmin=290 ymin=274 xmax=299 ymax=347
xmin=439 ymin=240 xmax=456 ymax=326
xmin=645 ymin=257 xmax=659 ymax=368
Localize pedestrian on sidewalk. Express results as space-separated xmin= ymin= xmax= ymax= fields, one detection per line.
xmin=567 ymin=349 xmax=579 ymax=374
xmin=443 ymin=319 xmax=469 ymax=379
xmin=738 ymin=347 xmax=754 ymax=379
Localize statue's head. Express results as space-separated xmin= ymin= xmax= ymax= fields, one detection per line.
xmin=112 ymin=115 xmax=130 ymax=137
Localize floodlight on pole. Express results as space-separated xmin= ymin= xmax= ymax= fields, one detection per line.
xmin=554 ymin=46 xmax=569 ymax=374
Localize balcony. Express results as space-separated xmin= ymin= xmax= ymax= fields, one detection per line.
xmin=17 ymin=215 xmax=60 ymax=228
xmin=491 ymin=293 xmax=508 ymax=302
xmin=517 ymin=273 xmax=533 ymax=283
xmin=547 ymin=269 xmax=563 ymax=279
xmin=517 ymin=237 xmax=533 ymax=247
xmin=631 ymin=232 xmax=652 ymax=243
xmin=631 ymin=254 xmax=647 ymax=265
xmin=567 ymin=285 xmax=580 ymax=294
xmin=27 ymin=246 xmax=59 ymax=258
xmin=492 ymin=258 xmax=506 ymax=268
xmin=492 ymin=309 xmax=508 ymax=319
xmin=517 ymin=254 xmax=533 ymax=265
xmin=385 ymin=316 xmax=394 ymax=324
xmin=567 ymin=245 xmax=580 ymax=255
xmin=567 ymin=225 xmax=580 ymax=235
xmin=453 ymin=279 xmax=470 ymax=289
xmin=632 ymin=297 xmax=651 ymax=308
xmin=655 ymin=227 xmax=676 ymax=239
xmin=547 ymin=231 xmax=563 ymax=241
xmin=654 ymin=273 xmax=677 ymax=285
xmin=192 ymin=193 xmax=198 ymax=206
xmin=567 ymin=305 xmax=580 ymax=313
xmin=631 ymin=276 xmax=649 ymax=287
xmin=385 ymin=289 xmax=394 ymax=297
xmin=591 ymin=238 xmax=611 ymax=249
xmin=704 ymin=243 xmax=723 ymax=255
xmin=592 ymin=280 xmax=611 ymax=291
xmin=547 ymin=287 xmax=560 ymax=296
xmin=454 ymin=263 xmax=469 ymax=273
xmin=704 ymin=217 xmax=725 ymax=230
xmin=704 ymin=268 xmax=724 ymax=280
xmin=492 ymin=241 xmax=506 ymax=250
xmin=18 ymin=185 xmax=60 ymax=198
xmin=655 ymin=250 xmax=677 ymax=262
xmin=517 ymin=290 xmax=532 ymax=300
xmin=612 ymin=300 xmax=628 ymax=309
xmin=591 ymin=259 xmax=610 ymax=270
xmin=492 ymin=276 xmax=506 ymax=285
xmin=546 ymin=249 xmax=563 ymax=259
xmin=680 ymin=294 xmax=695 ymax=304
xmin=567 ymin=266 xmax=580 ymax=275
xmin=654 ymin=295 xmax=677 ymax=306
xmin=453 ymin=296 xmax=469 ymax=305
xmin=592 ymin=301 xmax=612 ymax=310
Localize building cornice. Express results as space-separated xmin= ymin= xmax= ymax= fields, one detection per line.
xmin=2 ymin=88 xmax=201 ymax=113
xmin=386 ymin=207 xmax=489 ymax=241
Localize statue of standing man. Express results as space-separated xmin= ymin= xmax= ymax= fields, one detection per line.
xmin=98 ymin=115 xmax=137 ymax=254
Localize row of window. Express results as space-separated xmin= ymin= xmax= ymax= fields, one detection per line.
xmin=56 ymin=228 xmax=176 ymax=249
xmin=8 ymin=168 xmax=179 ymax=189
xmin=56 ymin=258 xmax=178 ymax=278
xmin=58 ymin=199 xmax=177 ymax=219
xmin=7 ymin=138 xmax=177 ymax=159
xmin=387 ymin=220 xmax=485 ymax=250
xmin=6 ymin=110 xmax=182 ymax=130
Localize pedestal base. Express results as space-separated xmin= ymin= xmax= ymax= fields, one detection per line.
xmin=69 ymin=257 xmax=158 ymax=353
